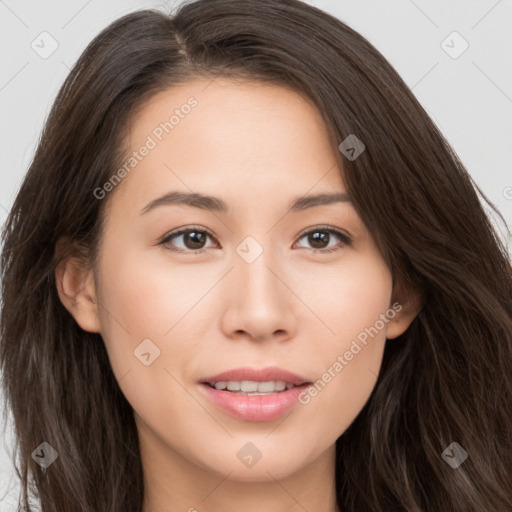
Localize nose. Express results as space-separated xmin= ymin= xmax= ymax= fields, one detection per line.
xmin=219 ymin=245 xmax=298 ymax=343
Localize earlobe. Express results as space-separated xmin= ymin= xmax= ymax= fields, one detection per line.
xmin=386 ymin=283 xmax=423 ymax=340
xmin=54 ymin=238 xmax=101 ymax=333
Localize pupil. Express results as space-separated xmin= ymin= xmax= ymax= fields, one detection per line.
xmin=310 ymin=231 xmax=329 ymax=249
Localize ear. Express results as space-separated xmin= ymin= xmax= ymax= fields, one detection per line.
xmin=385 ymin=279 xmax=423 ymax=340
xmin=54 ymin=237 xmax=101 ymax=333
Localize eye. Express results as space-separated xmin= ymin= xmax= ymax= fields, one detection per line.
xmin=158 ymin=226 xmax=218 ymax=254
xmin=293 ymin=226 xmax=351 ymax=254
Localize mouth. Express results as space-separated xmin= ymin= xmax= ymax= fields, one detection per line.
xmin=200 ymin=366 xmax=311 ymax=393
xmin=198 ymin=367 xmax=313 ymax=421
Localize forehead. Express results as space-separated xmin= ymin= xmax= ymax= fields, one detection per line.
xmin=108 ymin=77 xmax=347 ymax=215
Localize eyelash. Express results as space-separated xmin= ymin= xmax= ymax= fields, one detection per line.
xmin=158 ymin=225 xmax=351 ymax=255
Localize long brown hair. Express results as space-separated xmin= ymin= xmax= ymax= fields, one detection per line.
xmin=1 ymin=1 xmax=511 ymax=510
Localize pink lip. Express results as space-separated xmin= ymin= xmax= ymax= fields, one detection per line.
xmin=198 ymin=366 xmax=311 ymax=422
xmin=200 ymin=366 xmax=309 ymax=386
xmin=198 ymin=383 xmax=311 ymax=422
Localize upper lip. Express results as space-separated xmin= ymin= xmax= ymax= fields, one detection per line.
xmin=201 ymin=366 xmax=311 ymax=386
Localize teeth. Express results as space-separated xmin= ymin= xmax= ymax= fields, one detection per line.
xmin=212 ymin=380 xmax=292 ymax=393
xmin=241 ymin=380 xmax=258 ymax=392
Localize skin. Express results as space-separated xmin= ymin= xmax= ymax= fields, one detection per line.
xmin=56 ymin=78 xmax=421 ymax=512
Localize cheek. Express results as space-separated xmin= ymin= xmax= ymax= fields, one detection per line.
xmin=93 ymin=242 xmax=208 ymax=399
xmin=296 ymin=254 xmax=392 ymax=436
xmin=94 ymin=249 xmax=208 ymax=440
xmin=300 ymin=250 xmax=393 ymax=344
xmin=97 ymin=240 xmax=210 ymax=341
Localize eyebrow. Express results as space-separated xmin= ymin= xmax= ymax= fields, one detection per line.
xmin=140 ymin=191 xmax=351 ymax=215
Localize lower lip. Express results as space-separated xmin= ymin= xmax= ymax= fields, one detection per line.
xmin=199 ymin=383 xmax=310 ymax=422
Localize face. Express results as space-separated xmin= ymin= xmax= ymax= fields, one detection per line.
xmin=59 ymin=77 xmax=415 ymax=483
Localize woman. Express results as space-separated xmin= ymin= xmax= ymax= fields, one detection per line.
xmin=1 ymin=0 xmax=511 ymax=510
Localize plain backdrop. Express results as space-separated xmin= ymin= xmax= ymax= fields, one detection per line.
xmin=1 ymin=0 xmax=511 ymax=509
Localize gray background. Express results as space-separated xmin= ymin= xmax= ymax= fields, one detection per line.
xmin=1 ymin=0 xmax=511 ymax=508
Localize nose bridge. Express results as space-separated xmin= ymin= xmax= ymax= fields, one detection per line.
xmin=220 ymin=233 xmax=295 ymax=339
xmin=234 ymin=234 xmax=282 ymax=303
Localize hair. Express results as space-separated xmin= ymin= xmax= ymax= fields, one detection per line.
xmin=1 ymin=0 xmax=511 ymax=510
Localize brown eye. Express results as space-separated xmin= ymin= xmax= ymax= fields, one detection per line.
xmin=295 ymin=227 xmax=351 ymax=253
xmin=159 ymin=226 xmax=217 ymax=253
